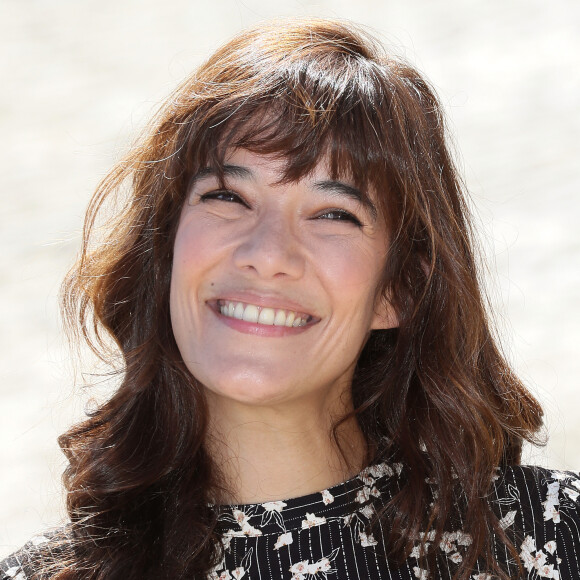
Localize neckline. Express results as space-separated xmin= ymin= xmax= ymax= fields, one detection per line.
xmin=215 ymin=460 xmax=403 ymax=536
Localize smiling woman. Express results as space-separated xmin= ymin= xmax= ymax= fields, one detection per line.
xmin=2 ymin=17 xmax=580 ymax=580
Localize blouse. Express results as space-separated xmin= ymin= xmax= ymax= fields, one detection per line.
xmin=2 ymin=462 xmax=580 ymax=579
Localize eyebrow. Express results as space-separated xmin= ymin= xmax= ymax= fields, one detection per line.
xmin=313 ymin=180 xmax=378 ymax=221
xmin=191 ymin=165 xmax=377 ymax=221
xmin=191 ymin=164 xmax=254 ymax=184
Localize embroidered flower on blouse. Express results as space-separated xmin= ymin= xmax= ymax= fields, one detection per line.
xmin=413 ymin=566 xmax=429 ymax=579
xmin=439 ymin=532 xmax=458 ymax=553
xmin=355 ymin=485 xmax=380 ymax=504
xmin=359 ymin=503 xmax=374 ymax=520
xmin=225 ymin=509 xmax=262 ymax=537
xmin=544 ymin=541 xmax=557 ymax=555
xmin=4 ymin=567 xmax=27 ymax=580
xmin=289 ymin=548 xmax=340 ymax=579
xmin=543 ymin=481 xmax=561 ymax=523
xmin=209 ymin=566 xmax=246 ymax=580
xmin=261 ymin=500 xmax=287 ymax=512
xmin=301 ymin=513 xmax=327 ymax=529
xmin=321 ymin=489 xmax=334 ymax=505
xmin=274 ymin=532 xmax=294 ymax=550
xmin=498 ymin=510 xmax=517 ymax=530
xmin=359 ymin=531 xmax=378 ymax=547
xmin=520 ymin=535 xmax=560 ymax=579
xmin=410 ymin=543 xmax=430 ymax=559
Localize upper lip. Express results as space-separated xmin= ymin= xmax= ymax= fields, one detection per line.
xmin=206 ymin=291 xmax=320 ymax=320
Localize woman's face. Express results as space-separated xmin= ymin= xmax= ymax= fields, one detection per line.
xmin=170 ymin=149 xmax=395 ymax=409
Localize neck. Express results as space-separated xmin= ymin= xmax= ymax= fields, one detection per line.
xmin=206 ymin=396 xmax=367 ymax=505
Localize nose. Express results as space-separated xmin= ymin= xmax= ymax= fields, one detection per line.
xmin=233 ymin=214 xmax=305 ymax=279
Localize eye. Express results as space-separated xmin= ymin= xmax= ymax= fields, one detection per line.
xmin=315 ymin=209 xmax=363 ymax=227
xmin=199 ymin=190 xmax=250 ymax=208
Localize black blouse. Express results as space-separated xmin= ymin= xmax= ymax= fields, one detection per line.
xmin=2 ymin=462 xmax=580 ymax=579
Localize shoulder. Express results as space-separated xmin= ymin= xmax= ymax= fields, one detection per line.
xmin=0 ymin=529 xmax=70 ymax=580
xmin=492 ymin=464 xmax=580 ymax=579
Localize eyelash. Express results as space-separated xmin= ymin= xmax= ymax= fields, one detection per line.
xmin=199 ymin=191 xmax=363 ymax=227
xmin=315 ymin=209 xmax=363 ymax=227
xmin=199 ymin=190 xmax=250 ymax=208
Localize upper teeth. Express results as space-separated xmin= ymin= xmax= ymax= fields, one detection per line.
xmin=218 ymin=300 xmax=310 ymax=327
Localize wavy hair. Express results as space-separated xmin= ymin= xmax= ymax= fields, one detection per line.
xmin=47 ymin=18 xmax=543 ymax=580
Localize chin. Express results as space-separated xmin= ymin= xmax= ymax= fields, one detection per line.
xmin=203 ymin=376 xmax=299 ymax=407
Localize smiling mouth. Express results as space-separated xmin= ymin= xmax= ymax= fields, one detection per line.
xmin=216 ymin=299 xmax=314 ymax=327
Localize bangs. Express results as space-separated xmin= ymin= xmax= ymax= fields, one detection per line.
xmin=183 ymin=44 xmax=400 ymax=213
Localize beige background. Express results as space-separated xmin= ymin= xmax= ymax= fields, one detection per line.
xmin=1 ymin=0 xmax=579 ymax=558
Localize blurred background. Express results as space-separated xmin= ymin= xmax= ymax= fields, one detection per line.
xmin=1 ymin=0 xmax=579 ymax=558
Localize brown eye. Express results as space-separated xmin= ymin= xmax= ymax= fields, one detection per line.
xmin=316 ymin=209 xmax=363 ymax=227
xmin=200 ymin=190 xmax=250 ymax=208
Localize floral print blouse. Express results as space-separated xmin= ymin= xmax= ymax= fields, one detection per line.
xmin=2 ymin=462 xmax=580 ymax=579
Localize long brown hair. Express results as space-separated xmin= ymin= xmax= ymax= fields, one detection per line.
xmin=51 ymin=18 xmax=543 ymax=580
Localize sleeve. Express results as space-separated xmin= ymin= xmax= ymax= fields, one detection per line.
xmin=500 ymin=465 xmax=580 ymax=580
xmin=553 ymin=470 xmax=580 ymax=580
xmin=0 ymin=546 xmax=31 ymax=579
xmin=0 ymin=530 xmax=67 ymax=580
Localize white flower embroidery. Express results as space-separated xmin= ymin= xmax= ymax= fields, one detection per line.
xmin=439 ymin=532 xmax=457 ymax=554
xmin=225 ymin=526 xmax=262 ymax=537
xmin=358 ymin=471 xmax=376 ymax=486
xmin=359 ymin=531 xmax=378 ymax=547
xmin=471 ymin=574 xmax=493 ymax=580
xmin=545 ymin=540 xmax=557 ymax=554
xmin=455 ymin=531 xmax=473 ymax=546
xmin=274 ymin=532 xmax=294 ymax=550
xmin=539 ymin=565 xmax=560 ymax=579
xmin=321 ymin=489 xmax=334 ymax=505
xmin=355 ymin=486 xmax=380 ymax=503
xmin=543 ymin=503 xmax=561 ymax=524
xmin=448 ymin=552 xmax=462 ymax=564
xmin=543 ymin=481 xmax=561 ymax=522
xmin=413 ymin=566 xmax=429 ymax=579
xmin=231 ymin=567 xmax=246 ymax=579
xmin=520 ymin=535 xmax=560 ymax=578
xmin=410 ymin=543 xmax=430 ymax=559
xmin=289 ymin=548 xmax=340 ymax=579
xmin=261 ymin=500 xmax=287 ymax=512
xmin=359 ymin=504 xmax=374 ymax=519
xmin=228 ymin=509 xmax=263 ymax=536
xmin=355 ymin=487 xmax=371 ymax=503
xmin=301 ymin=512 xmax=327 ymax=529
xmin=5 ymin=568 xmax=27 ymax=580
xmin=499 ymin=510 xmax=517 ymax=530
xmin=369 ymin=462 xmax=394 ymax=478
xmin=290 ymin=560 xmax=310 ymax=579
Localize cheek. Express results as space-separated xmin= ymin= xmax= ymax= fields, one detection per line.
xmin=315 ymin=239 xmax=384 ymax=304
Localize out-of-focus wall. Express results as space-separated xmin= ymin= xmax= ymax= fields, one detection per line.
xmin=1 ymin=0 xmax=579 ymax=558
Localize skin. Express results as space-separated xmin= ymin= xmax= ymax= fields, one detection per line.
xmin=170 ymin=149 xmax=396 ymax=503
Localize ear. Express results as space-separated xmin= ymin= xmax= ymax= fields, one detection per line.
xmin=371 ymin=294 xmax=399 ymax=330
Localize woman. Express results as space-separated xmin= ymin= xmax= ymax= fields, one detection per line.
xmin=2 ymin=18 xmax=579 ymax=580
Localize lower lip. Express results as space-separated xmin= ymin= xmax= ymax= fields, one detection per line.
xmin=211 ymin=306 xmax=314 ymax=337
